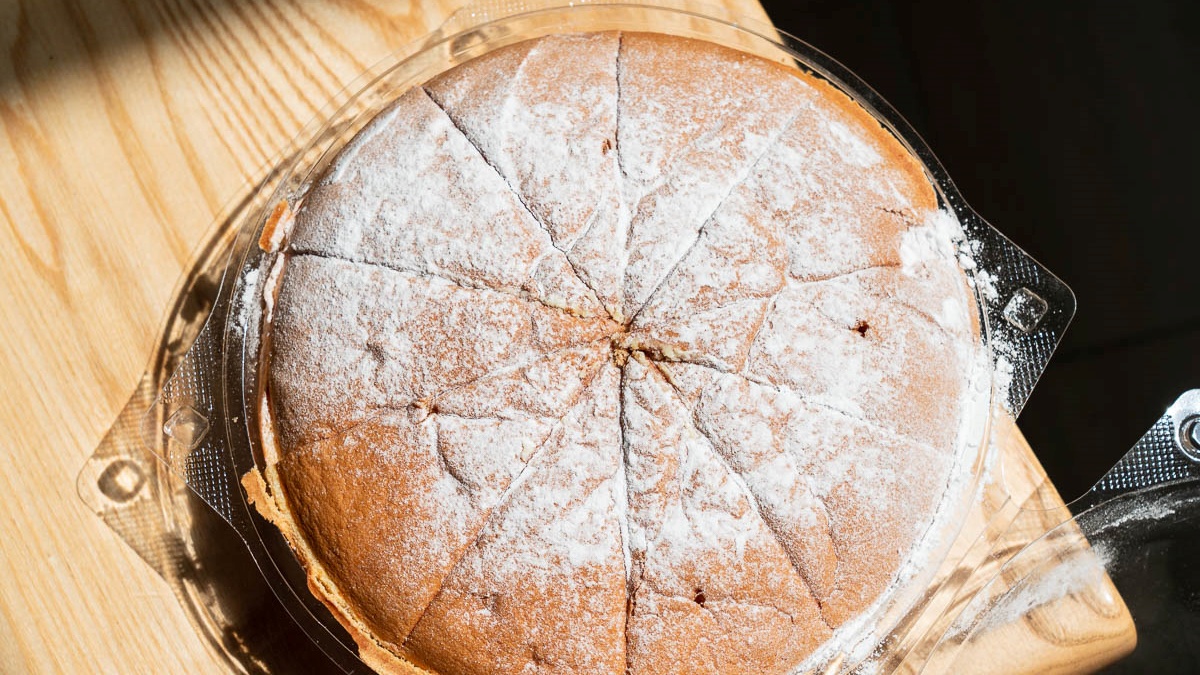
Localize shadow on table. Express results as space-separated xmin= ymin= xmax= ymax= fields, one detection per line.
xmin=0 ymin=0 xmax=311 ymax=94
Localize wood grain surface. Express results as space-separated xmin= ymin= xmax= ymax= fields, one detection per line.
xmin=0 ymin=0 xmax=1131 ymax=673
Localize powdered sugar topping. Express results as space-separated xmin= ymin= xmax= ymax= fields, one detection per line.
xmin=263 ymin=32 xmax=992 ymax=675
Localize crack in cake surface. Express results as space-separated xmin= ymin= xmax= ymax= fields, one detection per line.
xmin=290 ymin=238 xmax=597 ymax=319
xmin=420 ymin=85 xmax=613 ymax=322
xmin=626 ymin=103 xmax=810 ymax=324
xmin=652 ymin=363 xmax=836 ymax=631
xmin=393 ymin=380 xmax=597 ymax=644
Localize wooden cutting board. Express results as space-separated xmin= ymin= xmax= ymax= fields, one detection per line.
xmin=0 ymin=0 xmax=1134 ymax=672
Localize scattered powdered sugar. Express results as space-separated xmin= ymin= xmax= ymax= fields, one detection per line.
xmin=826 ymin=119 xmax=883 ymax=167
xmin=974 ymin=268 xmax=1000 ymax=303
xmin=974 ymin=547 xmax=1110 ymax=634
xmin=264 ymin=255 xmax=285 ymax=310
xmin=425 ymin=33 xmax=621 ymax=254
xmin=236 ymin=266 xmax=260 ymax=332
xmin=993 ymin=351 xmax=1015 ymax=407
xmin=899 ymin=208 xmax=962 ymax=273
xmin=616 ymin=33 xmax=816 ymax=315
xmin=1091 ymin=498 xmax=1178 ymax=534
xmin=936 ymin=295 xmax=968 ymax=333
xmin=323 ymin=105 xmax=402 ymax=185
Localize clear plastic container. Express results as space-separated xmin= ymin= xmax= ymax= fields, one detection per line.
xmin=81 ymin=2 xmax=1158 ymax=673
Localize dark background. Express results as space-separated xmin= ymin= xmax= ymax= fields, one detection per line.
xmin=760 ymin=0 xmax=1200 ymax=499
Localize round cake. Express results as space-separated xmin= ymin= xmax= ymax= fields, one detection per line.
xmin=246 ymin=32 xmax=985 ymax=675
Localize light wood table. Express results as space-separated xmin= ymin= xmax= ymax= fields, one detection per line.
xmin=0 ymin=0 xmax=1134 ymax=672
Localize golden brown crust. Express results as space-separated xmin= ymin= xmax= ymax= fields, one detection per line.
xmin=258 ymin=200 xmax=294 ymax=253
xmin=243 ymin=457 xmax=431 ymax=675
